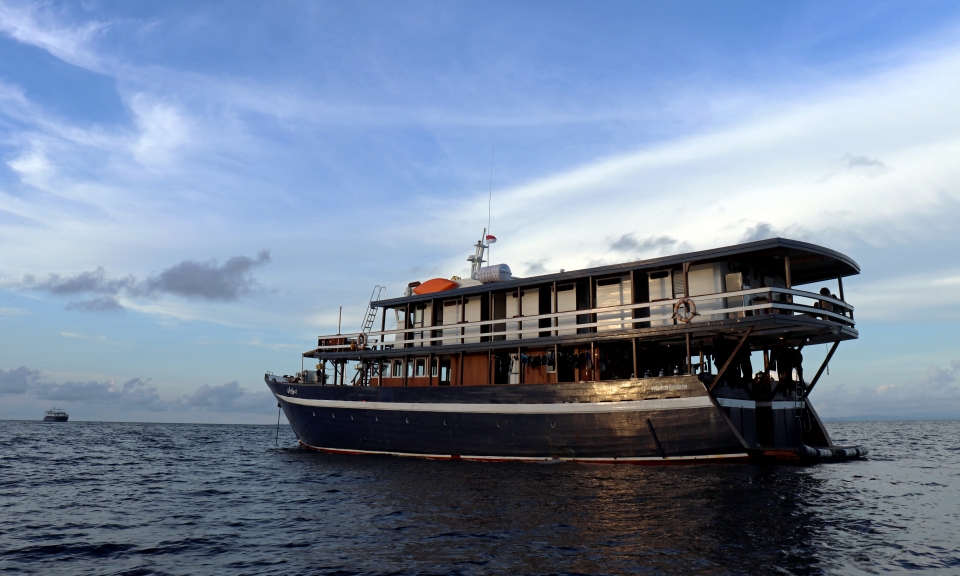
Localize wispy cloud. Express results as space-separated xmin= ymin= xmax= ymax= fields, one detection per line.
xmin=814 ymin=360 xmax=960 ymax=418
xmin=853 ymin=268 xmax=960 ymax=322
xmin=0 ymin=306 xmax=29 ymax=316
xmin=429 ymin=45 xmax=960 ymax=302
xmin=0 ymin=1 xmax=108 ymax=72
xmin=59 ymin=331 xmax=106 ymax=341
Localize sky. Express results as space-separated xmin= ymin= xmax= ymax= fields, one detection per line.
xmin=2 ymin=1 xmax=960 ymax=423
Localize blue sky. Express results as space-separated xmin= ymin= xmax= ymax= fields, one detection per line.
xmin=2 ymin=1 xmax=960 ymax=422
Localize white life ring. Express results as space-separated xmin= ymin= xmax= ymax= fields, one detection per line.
xmin=356 ymin=332 xmax=368 ymax=349
xmin=673 ymin=298 xmax=697 ymax=323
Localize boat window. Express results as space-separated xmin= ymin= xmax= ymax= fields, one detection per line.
xmin=648 ymin=270 xmax=672 ymax=301
xmin=412 ymin=306 xmax=425 ymax=327
xmin=672 ymin=270 xmax=685 ymax=298
xmin=596 ymin=275 xmax=631 ymax=330
xmin=415 ymin=358 xmax=426 ymax=377
xmin=392 ymin=360 xmax=402 ymax=378
xmin=463 ymin=298 xmax=482 ymax=343
xmin=557 ymin=284 xmax=577 ymax=336
xmin=438 ymin=357 xmax=452 ymax=384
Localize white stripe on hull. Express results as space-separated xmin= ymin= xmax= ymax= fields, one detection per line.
xmin=716 ymin=398 xmax=805 ymax=410
xmin=274 ymin=394 xmax=714 ymax=414
xmin=299 ymin=441 xmax=749 ymax=463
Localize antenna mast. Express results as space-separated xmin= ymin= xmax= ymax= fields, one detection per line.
xmin=487 ymin=144 xmax=494 ymax=262
xmin=467 ymin=228 xmax=489 ymax=280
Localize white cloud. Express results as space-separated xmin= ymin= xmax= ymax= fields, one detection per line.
xmin=129 ymin=94 xmax=193 ymax=169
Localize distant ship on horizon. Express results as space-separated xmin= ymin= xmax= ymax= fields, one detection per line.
xmin=43 ymin=408 xmax=68 ymax=422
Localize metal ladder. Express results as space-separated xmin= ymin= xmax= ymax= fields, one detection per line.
xmin=360 ymin=285 xmax=385 ymax=334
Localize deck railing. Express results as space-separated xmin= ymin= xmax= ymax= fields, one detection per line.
xmin=311 ymin=286 xmax=854 ymax=352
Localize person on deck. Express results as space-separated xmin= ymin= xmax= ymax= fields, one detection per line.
xmin=818 ymin=287 xmax=834 ymax=319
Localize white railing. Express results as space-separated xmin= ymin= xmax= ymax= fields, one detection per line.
xmin=310 ymin=287 xmax=853 ymax=352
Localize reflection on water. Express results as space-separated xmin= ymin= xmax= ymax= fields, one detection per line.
xmin=1 ymin=420 xmax=957 ymax=574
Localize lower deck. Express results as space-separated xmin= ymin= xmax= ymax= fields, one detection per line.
xmin=267 ymin=374 xmax=864 ymax=463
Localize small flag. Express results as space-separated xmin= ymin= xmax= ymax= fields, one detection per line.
xmin=486 ymin=234 xmax=497 ymax=244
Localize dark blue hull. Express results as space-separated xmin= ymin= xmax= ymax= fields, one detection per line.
xmin=266 ymin=376 xmax=749 ymax=463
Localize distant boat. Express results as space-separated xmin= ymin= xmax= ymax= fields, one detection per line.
xmin=43 ymin=408 xmax=68 ymax=422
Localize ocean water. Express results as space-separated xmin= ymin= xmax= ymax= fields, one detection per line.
xmin=1 ymin=420 xmax=958 ymax=575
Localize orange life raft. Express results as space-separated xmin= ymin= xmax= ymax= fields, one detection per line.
xmin=413 ymin=278 xmax=459 ymax=295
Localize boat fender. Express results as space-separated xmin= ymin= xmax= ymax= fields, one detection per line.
xmin=356 ymin=333 xmax=368 ymax=349
xmin=673 ymin=298 xmax=697 ymax=323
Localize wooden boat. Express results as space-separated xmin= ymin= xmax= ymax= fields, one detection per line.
xmin=265 ymin=234 xmax=867 ymax=464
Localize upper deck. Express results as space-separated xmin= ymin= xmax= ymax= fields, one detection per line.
xmin=375 ymin=237 xmax=858 ymax=309
xmin=303 ymin=237 xmax=857 ymax=378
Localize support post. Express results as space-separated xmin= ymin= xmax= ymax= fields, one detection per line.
xmin=588 ymin=277 xmax=594 ymax=333
xmin=708 ymin=326 xmax=754 ymax=392
xmin=488 ymin=349 xmax=492 ymax=385
xmin=590 ymin=341 xmax=595 ymax=381
xmin=803 ymin=341 xmax=840 ymax=398
xmin=686 ymin=333 xmax=692 ymax=375
xmin=784 ymin=256 xmax=793 ymax=304
xmin=552 ymin=281 xmax=558 ymax=337
xmin=380 ymin=307 xmax=387 ymax=350
xmin=517 ymin=346 xmax=522 ymax=384
xmin=632 ymin=337 xmax=638 ymax=379
xmin=517 ymin=287 xmax=522 ymax=340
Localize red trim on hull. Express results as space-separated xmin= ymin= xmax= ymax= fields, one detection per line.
xmin=297 ymin=440 xmax=751 ymax=465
